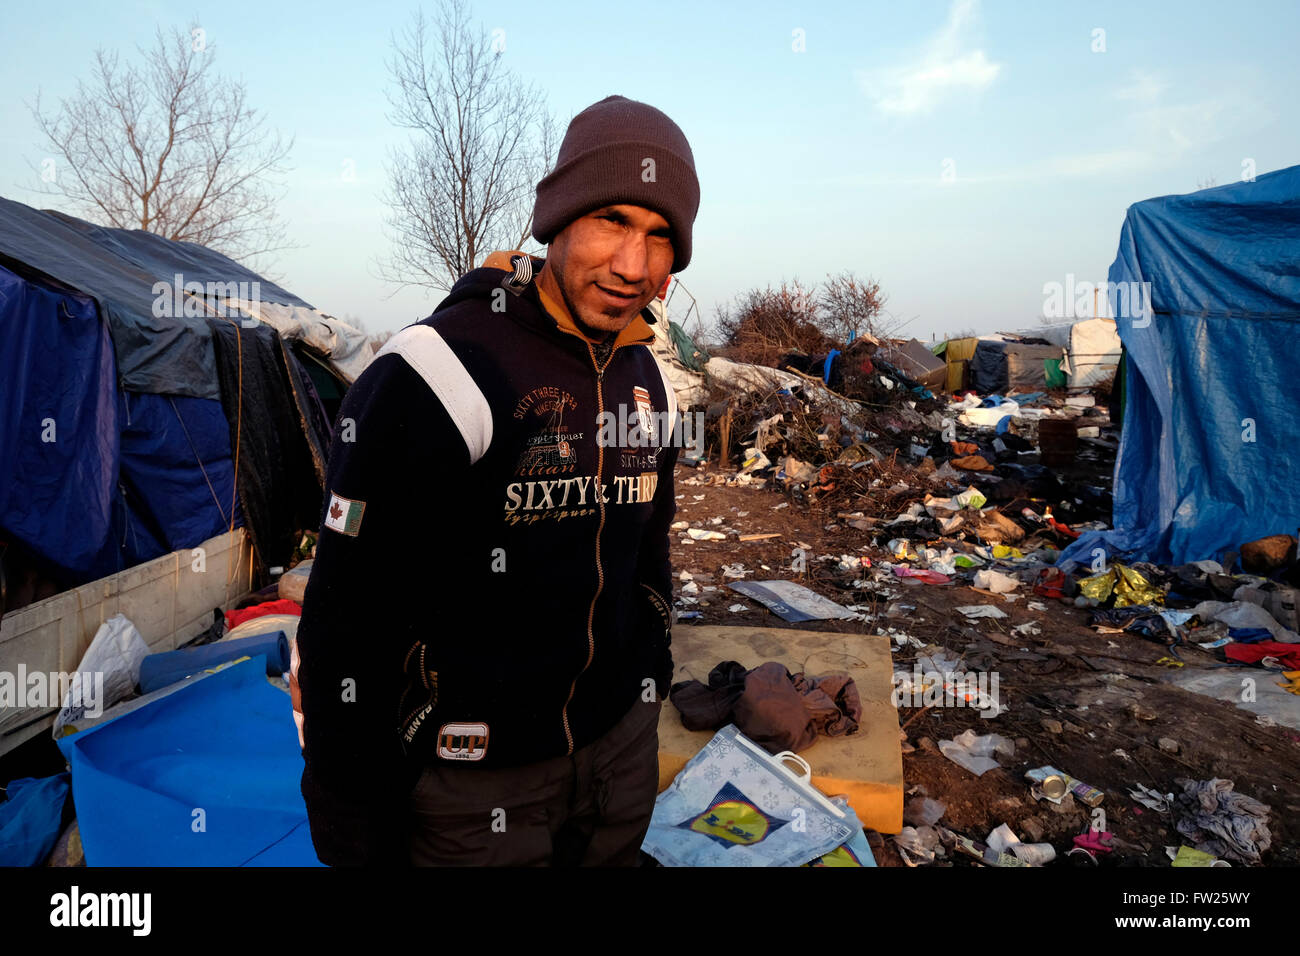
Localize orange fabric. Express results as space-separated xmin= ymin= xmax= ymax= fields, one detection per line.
xmin=481 ymin=249 xmax=524 ymax=271
xmin=536 ymin=281 xmax=653 ymax=352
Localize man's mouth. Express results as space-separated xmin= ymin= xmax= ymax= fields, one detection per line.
xmin=594 ymin=283 xmax=639 ymax=305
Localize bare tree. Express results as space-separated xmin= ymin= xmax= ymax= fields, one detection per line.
xmin=380 ymin=1 xmax=557 ymax=293
xmin=714 ymin=280 xmax=832 ymax=366
xmin=29 ymin=24 xmax=293 ymax=267
xmin=820 ymin=270 xmax=891 ymax=343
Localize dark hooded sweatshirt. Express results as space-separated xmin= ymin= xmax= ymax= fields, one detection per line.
xmin=292 ymin=257 xmax=679 ymax=865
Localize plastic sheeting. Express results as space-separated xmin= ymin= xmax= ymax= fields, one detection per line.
xmin=57 ymin=656 xmax=321 ymax=866
xmin=0 ymin=263 xmax=118 ymax=577
xmin=970 ymin=340 xmax=1064 ymax=393
xmin=208 ymin=320 xmax=326 ymax=571
xmin=0 ymin=198 xmax=324 ymax=400
xmin=0 ymin=773 xmax=69 ymax=866
xmin=0 ymin=197 xmax=219 ymax=399
xmin=1067 ymin=318 xmax=1122 ymax=388
xmin=115 ymin=391 xmax=237 ymax=561
xmin=230 ymin=299 xmax=371 ymax=384
xmin=1064 ymin=166 xmax=1300 ymax=567
xmin=139 ymin=631 xmax=290 ymax=693
xmin=0 ymin=260 xmax=239 ymax=582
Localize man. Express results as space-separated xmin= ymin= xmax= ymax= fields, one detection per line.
xmin=291 ymin=95 xmax=700 ymax=866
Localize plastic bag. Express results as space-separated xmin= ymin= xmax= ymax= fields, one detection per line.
xmin=641 ymin=724 xmax=858 ymax=866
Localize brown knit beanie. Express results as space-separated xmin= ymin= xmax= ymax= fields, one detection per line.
xmin=533 ymin=95 xmax=700 ymax=272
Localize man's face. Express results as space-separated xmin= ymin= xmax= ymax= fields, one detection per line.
xmin=540 ymin=204 xmax=675 ymax=338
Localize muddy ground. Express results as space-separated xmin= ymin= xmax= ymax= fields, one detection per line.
xmin=666 ymin=463 xmax=1300 ymax=867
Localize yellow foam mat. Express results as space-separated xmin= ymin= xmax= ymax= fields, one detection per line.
xmin=657 ymin=625 xmax=904 ymax=834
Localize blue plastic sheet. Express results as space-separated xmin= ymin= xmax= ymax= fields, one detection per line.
xmin=57 ymin=656 xmax=320 ymax=866
xmin=823 ymin=349 xmax=841 ymax=385
xmin=139 ymin=632 xmax=290 ymax=693
xmin=116 ymin=391 xmax=236 ymax=557
xmin=0 ymin=773 xmax=70 ymax=866
xmin=0 ymin=264 xmax=119 ymax=577
xmin=1063 ymin=166 xmax=1300 ymax=568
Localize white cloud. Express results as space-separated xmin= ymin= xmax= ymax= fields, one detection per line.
xmin=857 ymin=0 xmax=1002 ymax=115
xmin=1115 ymin=71 xmax=1170 ymax=104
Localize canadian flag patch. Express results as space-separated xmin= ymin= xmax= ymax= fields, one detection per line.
xmin=324 ymin=492 xmax=365 ymax=536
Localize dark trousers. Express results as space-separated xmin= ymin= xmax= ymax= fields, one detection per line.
xmin=407 ymin=698 xmax=662 ymax=866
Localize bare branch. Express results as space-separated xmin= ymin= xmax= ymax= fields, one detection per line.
xmin=378 ymin=0 xmax=557 ymax=293
xmin=28 ymin=23 xmax=294 ymax=267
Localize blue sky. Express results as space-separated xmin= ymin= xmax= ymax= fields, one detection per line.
xmin=2 ymin=0 xmax=1296 ymax=341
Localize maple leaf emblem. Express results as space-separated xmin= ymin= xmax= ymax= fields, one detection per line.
xmin=329 ymin=501 xmax=343 ymax=521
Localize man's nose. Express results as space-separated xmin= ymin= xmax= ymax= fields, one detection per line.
xmin=609 ymin=231 xmax=650 ymax=285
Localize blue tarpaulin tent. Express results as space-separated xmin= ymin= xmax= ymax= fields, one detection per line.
xmin=0 ymin=196 xmax=343 ymax=585
xmin=1063 ymin=165 xmax=1300 ymax=568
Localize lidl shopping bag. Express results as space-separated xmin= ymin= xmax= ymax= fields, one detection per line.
xmin=802 ymin=797 xmax=877 ymax=867
xmin=641 ymin=724 xmax=859 ymax=866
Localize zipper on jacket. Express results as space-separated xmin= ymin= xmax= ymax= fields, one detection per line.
xmin=560 ymin=343 xmax=614 ymax=754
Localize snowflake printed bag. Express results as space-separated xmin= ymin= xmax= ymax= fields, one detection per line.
xmin=641 ymin=724 xmax=862 ymax=867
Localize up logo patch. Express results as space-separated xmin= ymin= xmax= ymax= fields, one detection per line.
xmin=437 ymin=722 xmax=489 ymax=761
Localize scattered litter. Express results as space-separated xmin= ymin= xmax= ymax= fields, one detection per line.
xmin=1168 ymin=845 xmax=1230 ymax=867
xmin=956 ymin=605 xmax=1008 ymax=620
xmin=938 ymin=729 xmax=1014 ymax=776
xmin=974 ymin=569 xmax=1019 ymax=593
xmin=902 ymin=797 xmax=946 ymax=827
xmin=1012 ymin=621 xmax=1041 ymax=637
xmin=727 ymin=604 xmax=750 ymax=613
xmin=1170 ymin=778 xmax=1271 ymax=865
xmin=892 ymin=826 xmax=940 ymax=867
xmin=893 ymin=566 xmax=950 ymax=585
xmin=686 ymin=528 xmax=725 ymax=541
xmin=720 ymin=563 xmax=748 ymax=579
xmin=1129 ymin=783 xmax=1173 ymax=813
xmin=985 ymin=823 xmax=1057 ymax=866
xmin=727 ymin=580 xmax=864 ymax=623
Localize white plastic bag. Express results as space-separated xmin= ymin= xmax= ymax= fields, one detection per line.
xmin=52 ymin=614 xmax=150 ymax=738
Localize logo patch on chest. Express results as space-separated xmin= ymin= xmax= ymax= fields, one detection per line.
xmin=437 ymin=722 xmax=490 ymax=761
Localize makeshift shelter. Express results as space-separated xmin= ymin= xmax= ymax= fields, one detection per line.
xmin=935 ymin=320 xmax=1121 ymax=394
xmin=1064 ymin=165 xmax=1300 ymax=567
xmin=966 ymin=336 xmax=1065 ymax=394
xmin=0 ymin=196 xmax=366 ymax=595
xmin=873 ymin=339 xmax=946 ymax=391
xmin=1036 ymin=318 xmax=1123 ymax=389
